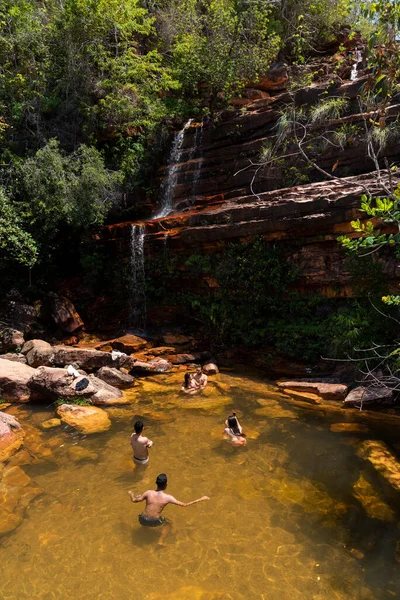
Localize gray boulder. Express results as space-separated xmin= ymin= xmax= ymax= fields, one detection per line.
xmin=21 ymin=340 xmax=53 ymax=368
xmin=123 ymin=357 xmax=172 ymax=374
xmin=22 ymin=340 xmax=118 ymax=371
xmin=344 ymin=386 xmax=394 ymax=407
xmin=202 ymin=362 xmax=219 ymax=375
xmin=0 ymin=328 xmax=25 ymax=353
xmin=96 ymin=367 xmax=134 ymax=389
xmin=29 ymin=366 xmax=124 ymax=405
xmin=0 ymin=359 xmax=35 ymax=402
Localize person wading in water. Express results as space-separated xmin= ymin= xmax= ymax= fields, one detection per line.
xmin=128 ymin=473 xmax=210 ymax=527
xmin=130 ymin=420 xmax=153 ymax=465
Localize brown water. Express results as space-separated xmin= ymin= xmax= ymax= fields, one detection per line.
xmin=1 ymin=371 xmax=400 ymax=600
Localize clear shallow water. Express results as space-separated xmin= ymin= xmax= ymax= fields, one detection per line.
xmin=1 ymin=371 xmax=400 ymax=600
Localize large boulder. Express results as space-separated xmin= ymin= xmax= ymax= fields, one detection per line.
xmin=0 ymin=353 xmax=27 ymax=364
xmin=96 ymin=367 xmax=134 ymax=389
xmin=0 ymin=360 xmax=36 ymax=402
xmin=29 ymin=366 xmax=124 ymax=405
xmin=0 ymin=328 xmax=25 ymax=353
xmin=111 ymin=334 xmax=148 ymax=354
xmin=0 ymin=412 xmax=24 ymax=462
xmin=123 ymin=357 xmax=172 ymax=374
xmin=277 ymin=381 xmax=348 ymax=400
xmin=343 ymin=386 xmax=394 ymax=407
xmin=21 ymin=340 xmax=53 ymax=368
xmin=48 ymin=292 xmax=84 ymax=333
xmin=22 ymin=340 xmax=118 ymax=371
xmin=56 ymin=404 xmax=111 ymax=434
xmin=202 ymin=362 xmax=219 ymax=375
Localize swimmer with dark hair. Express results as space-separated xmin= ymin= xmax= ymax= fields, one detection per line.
xmin=224 ymin=414 xmax=246 ymax=446
xmin=129 ymin=474 xmax=210 ymax=527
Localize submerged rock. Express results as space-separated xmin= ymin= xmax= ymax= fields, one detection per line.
xmin=40 ymin=418 xmax=62 ymax=430
xmin=278 ymin=381 xmax=348 ymax=400
xmin=67 ymin=446 xmax=98 ymax=462
xmin=56 ymin=403 xmax=111 ymax=434
xmin=0 ymin=359 xmax=36 ymax=402
xmin=357 ymin=440 xmax=400 ymax=493
xmin=0 ymin=465 xmax=42 ymax=537
xmin=0 ymin=411 xmax=24 ymax=463
xmin=330 ymin=423 xmax=369 ymax=433
xmin=353 ymin=474 xmax=395 ymax=522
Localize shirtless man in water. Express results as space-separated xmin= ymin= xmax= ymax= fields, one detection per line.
xmin=128 ymin=473 xmax=210 ymax=527
xmin=193 ymin=366 xmax=208 ymax=391
xmin=130 ymin=420 xmax=153 ymax=465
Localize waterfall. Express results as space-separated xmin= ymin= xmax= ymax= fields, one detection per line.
xmin=130 ymin=224 xmax=146 ymax=333
xmin=350 ymin=48 xmax=362 ymax=81
xmin=155 ymin=119 xmax=193 ymax=218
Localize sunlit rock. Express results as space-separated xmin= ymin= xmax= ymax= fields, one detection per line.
xmin=0 ymin=353 xmax=27 ymax=364
xmin=282 ymin=388 xmax=322 ymax=404
xmin=344 ymin=386 xmax=393 ymax=407
xmin=357 ymin=440 xmax=400 ymax=493
xmin=202 ymin=363 xmax=219 ymax=375
xmin=0 ymin=359 xmax=35 ymax=402
xmin=254 ymin=399 xmax=297 ymax=419
xmin=0 ymin=411 xmax=24 ymax=463
xmin=56 ymin=403 xmax=111 ymax=434
xmin=111 ymin=334 xmax=148 ymax=354
xmin=278 ymin=381 xmax=348 ymax=400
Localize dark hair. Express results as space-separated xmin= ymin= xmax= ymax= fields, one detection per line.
xmin=134 ymin=420 xmax=144 ymax=433
xmin=156 ymin=473 xmax=168 ymax=489
xmin=227 ymin=416 xmax=240 ymax=435
xmin=183 ymin=372 xmax=191 ymax=388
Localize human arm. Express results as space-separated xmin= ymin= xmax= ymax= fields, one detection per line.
xmin=145 ymin=437 xmax=153 ymax=448
xmin=128 ymin=490 xmax=147 ymax=503
xmin=167 ymin=494 xmax=210 ymax=507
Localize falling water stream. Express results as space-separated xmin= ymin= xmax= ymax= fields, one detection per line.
xmin=129 ymin=224 xmax=146 ymax=333
xmin=350 ymin=48 xmax=362 ymax=81
xmin=155 ymin=118 xmax=194 ymax=218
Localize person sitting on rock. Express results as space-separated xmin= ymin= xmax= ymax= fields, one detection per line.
xmin=128 ymin=473 xmax=209 ymax=528
xmin=130 ymin=420 xmax=153 ymax=465
xmin=193 ymin=366 xmax=208 ymax=391
xmin=224 ymin=415 xmax=246 ymax=446
xmin=181 ymin=372 xmax=199 ymax=395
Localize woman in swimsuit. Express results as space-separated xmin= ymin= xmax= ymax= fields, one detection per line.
xmin=181 ymin=372 xmax=200 ymax=395
xmin=224 ymin=415 xmax=246 ymax=446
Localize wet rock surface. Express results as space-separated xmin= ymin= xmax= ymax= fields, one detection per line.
xmin=0 ymin=465 xmax=42 ymax=537
xmin=56 ymin=403 xmax=111 ymax=434
xmin=278 ymin=381 xmax=348 ymax=400
xmin=0 ymin=412 xmax=24 ymax=463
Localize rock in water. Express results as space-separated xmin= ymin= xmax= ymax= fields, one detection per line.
xmin=56 ymin=404 xmax=111 ymax=434
xmin=0 ymin=412 xmax=24 ymax=462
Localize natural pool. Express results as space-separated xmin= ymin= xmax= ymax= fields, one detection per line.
xmin=1 ymin=371 xmax=400 ymax=600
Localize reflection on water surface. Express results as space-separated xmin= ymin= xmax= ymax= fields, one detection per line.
xmin=1 ymin=371 xmax=400 ymax=599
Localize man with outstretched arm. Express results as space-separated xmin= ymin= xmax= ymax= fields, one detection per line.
xmin=128 ymin=473 xmax=210 ymax=527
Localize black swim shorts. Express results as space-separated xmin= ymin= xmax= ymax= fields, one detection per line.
xmin=138 ymin=514 xmax=166 ymax=527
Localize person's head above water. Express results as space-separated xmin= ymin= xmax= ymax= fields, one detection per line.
xmin=184 ymin=372 xmax=191 ymax=387
xmin=156 ymin=473 xmax=168 ymax=490
xmin=196 ymin=366 xmax=202 ymax=374
xmin=227 ymin=415 xmax=240 ymax=435
xmin=134 ymin=420 xmax=144 ymax=434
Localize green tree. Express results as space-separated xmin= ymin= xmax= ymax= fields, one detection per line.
xmin=156 ymin=0 xmax=280 ymax=113
xmin=0 ymin=187 xmax=37 ymax=267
